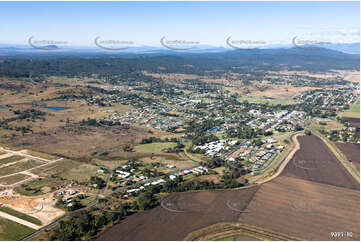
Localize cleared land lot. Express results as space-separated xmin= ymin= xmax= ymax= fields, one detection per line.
xmin=0 ymin=159 xmax=44 ymax=176
xmin=335 ymin=143 xmax=360 ymax=172
xmin=0 ymin=155 xmax=24 ymax=166
xmin=6 ymin=123 xmax=168 ymax=161
xmin=239 ymin=176 xmax=360 ymax=241
xmin=96 ymin=187 xmax=259 ymax=241
xmin=282 ymin=135 xmax=359 ymax=190
xmin=0 ymin=174 xmax=31 ymax=185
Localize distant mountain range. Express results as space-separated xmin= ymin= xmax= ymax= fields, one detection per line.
xmin=0 ymin=42 xmax=359 ymax=56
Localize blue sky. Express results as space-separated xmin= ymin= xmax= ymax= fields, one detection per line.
xmin=0 ymin=1 xmax=359 ymax=47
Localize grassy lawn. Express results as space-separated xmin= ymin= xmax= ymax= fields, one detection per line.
xmin=0 ymin=155 xmax=24 ymax=166
xmin=80 ymin=195 xmax=97 ymax=206
xmin=134 ymin=142 xmax=177 ymax=154
xmin=0 ymin=174 xmax=30 ymax=185
xmin=27 ymin=150 xmax=57 ymax=160
xmin=0 ymin=217 xmax=35 ymax=240
xmin=61 ymin=163 xmax=101 ymax=182
xmin=342 ymin=99 xmax=360 ymax=118
xmin=350 ymin=100 xmax=360 ymax=112
xmin=238 ymin=96 xmax=297 ymax=105
xmin=0 ymin=206 xmax=42 ymax=225
xmin=216 ymin=236 xmax=234 ymax=241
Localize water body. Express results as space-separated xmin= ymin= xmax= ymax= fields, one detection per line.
xmin=43 ymin=106 xmax=70 ymax=111
xmin=0 ymin=105 xmax=5 ymax=110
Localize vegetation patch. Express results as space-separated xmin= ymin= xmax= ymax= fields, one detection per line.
xmin=134 ymin=142 xmax=178 ymax=154
xmin=61 ymin=164 xmax=102 ymax=182
xmin=15 ymin=177 xmax=61 ymax=196
xmin=0 ymin=217 xmax=35 ymax=241
xmin=0 ymin=206 xmax=42 ymax=225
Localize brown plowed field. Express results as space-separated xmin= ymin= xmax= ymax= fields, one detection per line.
xmin=335 ymin=142 xmax=360 ymax=172
xmin=239 ymin=176 xmax=360 ymax=241
xmin=96 ymin=187 xmax=259 ymax=241
xmin=282 ymin=135 xmax=359 ymax=190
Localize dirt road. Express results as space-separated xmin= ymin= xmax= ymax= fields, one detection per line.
xmin=0 ymin=211 xmax=41 ymax=230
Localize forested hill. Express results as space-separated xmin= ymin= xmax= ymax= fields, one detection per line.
xmin=0 ymin=47 xmax=359 ymax=78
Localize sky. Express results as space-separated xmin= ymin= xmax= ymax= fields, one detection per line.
xmin=0 ymin=1 xmax=359 ymax=47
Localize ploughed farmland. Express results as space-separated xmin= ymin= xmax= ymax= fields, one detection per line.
xmin=336 ymin=142 xmax=360 ymax=172
xmin=96 ymin=187 xmax=259 ymax=241
xmin=282 ymin=135 xmax=359 ymax=190
xmin=239 ymin=176 xmax=360 ymax=241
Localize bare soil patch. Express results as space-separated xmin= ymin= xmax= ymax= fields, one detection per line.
xmin=282 ymin=135 xmax=359 ymax=190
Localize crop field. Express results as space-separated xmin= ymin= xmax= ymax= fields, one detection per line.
xmin=96 ymin=187 xmax=259 ymax=241
xmin=239 ymin=176 xmax=360 ymax=241
xmin=0 ymin=217 xmax=35 ymax=241
xmin=282 ymin=135 xmax=359 ymax=190
xmin=335 ymin=143 xmax=360 ymax=172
